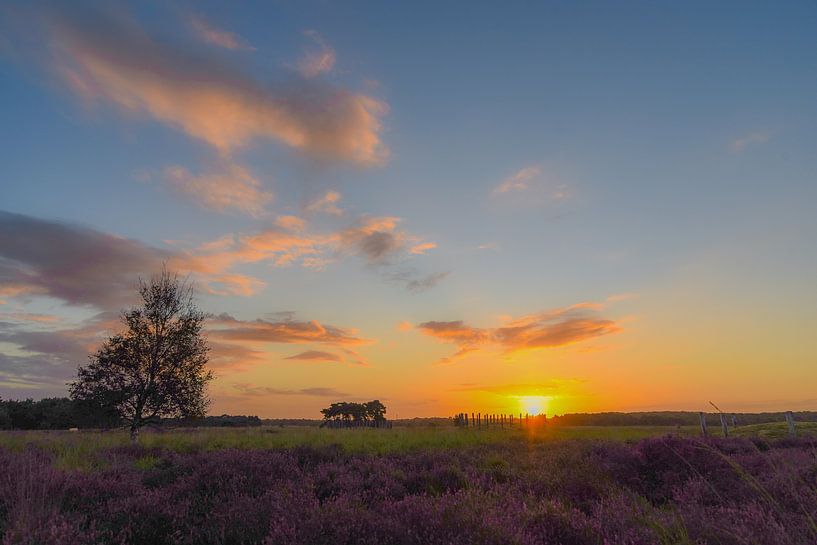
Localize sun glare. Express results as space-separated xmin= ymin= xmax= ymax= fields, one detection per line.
xmin=517 ymin=395 xmax=550 ymax=416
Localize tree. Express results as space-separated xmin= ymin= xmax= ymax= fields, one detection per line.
xmin=70 ymin=268 xmax=212 ymax=443
xmin=320 ymin=400 xmax=388 ymax=426
xmin=364 ymin=400 xmax=386 ymax=422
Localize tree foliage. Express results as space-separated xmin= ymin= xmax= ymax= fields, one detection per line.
xmin=69 ymin=268 xmax=212 ymax=442
xmin=320 ymin=400 xmax=387 ymax=422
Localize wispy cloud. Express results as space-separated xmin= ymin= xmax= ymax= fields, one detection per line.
xmin=232 ymin=383 xmax=350 ymax=397
xmin=306 ymin=190 xmax=343 ymax=216
xmin=730 ymin=131 xmax=771 ymax=153
xmin=187 ymin=14 xmax=254 ymax=51
xmin=208 ymin=312 xmax=369 ymax=346
xmin=42 ymin=7 xmax=388 ymax=164
xmin=163 ymin=162 xmax=273 ymax=217
xmin=284 ymin=350 xmax=342 ymax=363
xmin=416 ymin=303 xmax=620 ymax=362
xmin=492 ymin=165 xmax=541 ymax=195
xmin=297 ymin=30 xmax=336 ymax=78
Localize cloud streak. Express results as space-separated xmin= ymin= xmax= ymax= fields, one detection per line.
xmin=416 ymin=304 xmax=620 ymax=362
xmin=284 ymin=350 xmax=342 ymax=363
xmin=232 ymin=383 xmax=350 ymax=397
xmin=493 ymin=166 xmax=541 ymax=195
xmin=187 ymin=14 xmax=254 ymax=51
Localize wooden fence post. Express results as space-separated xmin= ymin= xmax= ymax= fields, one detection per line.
xmin=731 ymin=414 xmax=737 ymax=427
xmin=699 ymin=412 xmax=708 ymax=437
xmin=785 ymin=411 xmax=796 ymax=437
xmin=477 ymin=413 xmax=481 ymax=428
xmin=719 ymin=413 xmax=728 ymax=438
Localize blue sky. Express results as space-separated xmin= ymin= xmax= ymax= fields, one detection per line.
xmin=1 ymin=1 xmax=816 ymax=417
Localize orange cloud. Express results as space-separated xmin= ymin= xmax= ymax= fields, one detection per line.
xmin=306 ymin=190 xmax=344 ymax=216
xmin=208 ymin=313 xmax=369 ymax=346
xmin=48 ymin=9 xmax=388 ymax=164
xmin=163 ymin=162 xmax=272 ymax=217
xmin=410 ymin=242 xmax=437 ymax=255
xmin=284 ymin=350 xmax=342 ymax=363
xmin=417 ymin=304 xmax=620 ymax=362
xmin=206 ymin=313 xmax=369 ymax=371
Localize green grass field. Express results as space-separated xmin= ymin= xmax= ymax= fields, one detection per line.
xmin=2 ymin=421 xmax=813 ymax=470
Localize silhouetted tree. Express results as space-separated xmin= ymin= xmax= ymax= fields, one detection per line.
xmin=365 ymin=400 xmax=386 ymax=421
xmin=70 ymin=268 xmax=212 ymax=443
xmin=320 ymin=400 xmax=388 ymax=426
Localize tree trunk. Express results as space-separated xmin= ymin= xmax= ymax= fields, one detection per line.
xmin=130 ymin=425 xmax=139 ymax=444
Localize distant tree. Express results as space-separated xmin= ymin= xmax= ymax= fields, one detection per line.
xmin=364 ymin=400 xmax=386 ymax=421
xmin=0 ymin=399 xmax=10 ymax=430
xmin=320 ymin=400 xmax=388 ymax=425
xmin=70 ymin=268 xmax=212 ymax=443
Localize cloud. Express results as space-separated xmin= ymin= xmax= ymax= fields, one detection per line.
xmin=493 ymin=166 xmax=541 ymax=195
xmin=731 ymin=131 xmax=770 ymax=153
xmin=208 ymin=313 xmax=369 ymax=346
xmin=0 ymin=311 xmax=119 ymax=393
xmin=43 ymin=6 xmax=388 ymax=164
xmin=607 ymin=292 xmax=639 ymax=302
xmin=477 ymin=243 xmax=499 ymax=251
xmin=0 ymin=210 xmax=170 ymax=309
xmin=451 ymin=380 xmax=581 ymax=395
xmin=274 ymin=215 xmax=306 ymax=231
xmin=163 ymin=162 xmax=273 ymax=217
xmin=337 ymin=216 xmax=415 ymax=265
xmin=0 ymin=312 xmax=61 ymax=324
xmin=284 ymin=350 xmax=342 ymax=363
xmin=232 ymin=383 xmax=350 ymax=397
xmin=396 ymin=320 xmax=413 ymax=332
xmin=0 ymin=210 xmax=442 ymax=311
xmin=297 ymin=30 xmax=336 ymax=78
xmin=405 ymin=271 xmax=450 ymax=292
xmin=306 ymin=190 xmax=343 ymax=216
xmin=409 ymin=242 xmax=436 ymax=255
xmin=416 ymin=304 xmax=620 ymax=362
xmin=187 ymin=14 xmax=254 ymax=51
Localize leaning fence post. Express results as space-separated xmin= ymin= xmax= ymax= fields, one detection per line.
xmin=785 ymin=411 xmax=796 ymax=437
xmin=719 ymin=413 xmax=728 ymax=438
xmin=699 ymin=412 xmax=708 ymax=437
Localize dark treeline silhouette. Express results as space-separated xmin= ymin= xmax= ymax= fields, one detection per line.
xmin=0 ymin=397 xmax=120 ymax=430
xmin=320 ymin=400 xmax=390 ymax=428
xmin=160 ymin=414 xmax=262 ymax=427
xmin=0 ymin=397 xmax=260 ymax=430
xmin=548 ymin=411 xmax=817 ymax=427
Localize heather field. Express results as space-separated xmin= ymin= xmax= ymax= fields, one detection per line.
xmin=2 ymin=426 xmax=816 ymax=545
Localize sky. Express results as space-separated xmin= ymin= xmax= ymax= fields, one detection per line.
xmin=1 ymin=1 xmax=816 ymax=418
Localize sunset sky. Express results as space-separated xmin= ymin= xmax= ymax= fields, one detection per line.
xmin=1 ymin=1 xmax=816 ymax=418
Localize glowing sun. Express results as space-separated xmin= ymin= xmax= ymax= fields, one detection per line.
xmin=517 ymin=395 xmax=550 ymax=416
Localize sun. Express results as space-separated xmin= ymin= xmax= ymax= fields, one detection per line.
xmin=517 ymin=395 xmax=550 ymax=416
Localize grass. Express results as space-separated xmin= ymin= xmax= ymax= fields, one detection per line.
xmin=0 ymin=422 xmax=813 ymax=470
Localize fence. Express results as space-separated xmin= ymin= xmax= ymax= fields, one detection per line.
xmin=452 ymin=412 xmax=547 ymax=429
xmin=697 ymin=410 xmax=798 ymax=438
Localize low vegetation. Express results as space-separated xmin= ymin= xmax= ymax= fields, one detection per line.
xmin=1 ymin=426 xmax=815 ymax=544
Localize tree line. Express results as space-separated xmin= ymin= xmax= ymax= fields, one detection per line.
xmin=0 ymin=397 xmax=264 ymax=430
